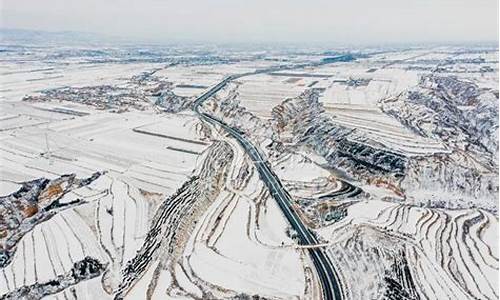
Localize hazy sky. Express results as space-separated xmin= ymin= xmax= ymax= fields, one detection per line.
xmin=1 ymin=0 xmax=498 ymax=45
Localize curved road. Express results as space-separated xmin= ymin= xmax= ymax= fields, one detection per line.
xmin=192 ymin=57 xmax=353 ymax=300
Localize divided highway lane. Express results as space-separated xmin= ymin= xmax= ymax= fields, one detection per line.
xmin=198 ymin=113 xmax=343 ymax=300
xmin=191 ymin=57 xmax=355 ymax=299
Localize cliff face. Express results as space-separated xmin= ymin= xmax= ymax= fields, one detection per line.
xmin=379 ymin=75 xmax=498 ymax=211
xmin=1 ymin=257 xmax=105 ymax=300
xmin=154 ymin=91 xmax=192 ymax=113
xmin=272 ymin=90 xmax=407 ymax=184
xmin=381 ymin=74 xmax=498 ymax=170
xmin=272 ymin=86 xmax=498 ymax=212
xmin=198 ymin=73 xmax=497 ymax=212
xmin=0 ymin=172 xmax=103 ymax=269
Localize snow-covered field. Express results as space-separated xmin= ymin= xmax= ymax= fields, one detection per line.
xmin=0 ymin=43 xmax=497 ymax=300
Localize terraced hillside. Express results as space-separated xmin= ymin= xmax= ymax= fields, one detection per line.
xmin=0 ymin=42 xmax=497 ymax=300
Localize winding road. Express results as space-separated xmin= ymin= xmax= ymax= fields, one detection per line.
xmin=192 ymin=56 xmax=353 ymax=300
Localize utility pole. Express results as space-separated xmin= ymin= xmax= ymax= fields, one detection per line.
xmin=45 ymin=111 xmax=53 ymax=165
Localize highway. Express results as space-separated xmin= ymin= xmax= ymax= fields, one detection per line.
xmin=192 ymin=57 xmax=352 ymax=300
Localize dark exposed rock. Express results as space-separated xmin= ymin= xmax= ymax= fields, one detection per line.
xmin=381 ymin=75 xmax=498 ymax=169
xmin=272 ymin=90 xmax=408 ymax=185
xmin=378 ymin=74 xmax=498 ymax=211
xmin=0 ymin=257 xmax=105 ymax=300
xmin=272 ymin=85 xmax=498 ymax=211
xmin=383 ymin=250 xmax=420 ymax=300
xmin=0 ymin=172 xmax=103 ymax=269
xmin=155 ymin=91 xmax=192 ymax=113
xmin=231 ymin=294 xmax=272 ymax=300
